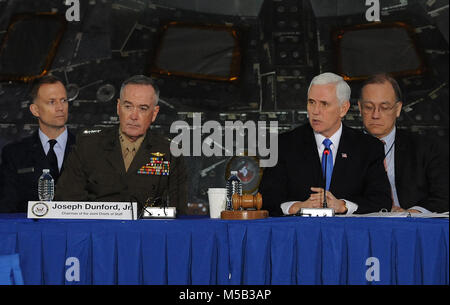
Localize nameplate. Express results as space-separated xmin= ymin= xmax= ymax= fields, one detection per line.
xmin=299 ymin=208 xmax=335 ymax=217
xmin=27 ymin=201 xmax=138 ymax=220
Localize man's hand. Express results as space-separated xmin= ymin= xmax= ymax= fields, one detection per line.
xmin=310 ymin=187 xmax=348 ymax=214
xmin=288 ymin=189 xmax=323 ymax=214
xmin=288 ymin=187 xmax=347 ymax=214
xmin=391 ymin=206 xmax=404 ymax=212
xmin=391 ymin=206 xmax=421 ymax=213
xmin=407 ymin=209 xmax=421 ymax=213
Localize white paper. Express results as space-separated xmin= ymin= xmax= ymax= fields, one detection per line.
xmin=339 ymin=211 xmax=449 ymax=218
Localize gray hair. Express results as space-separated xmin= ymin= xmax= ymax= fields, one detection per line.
xmin=307 ymin=72 xmax=351 ymax=105
xmin=119 ymin=75 xmax=160 ymax=105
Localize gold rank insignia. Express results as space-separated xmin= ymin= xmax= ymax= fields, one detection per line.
xmin=151 ymin=152 xmax=165 ymax=157
xmin=138 ymin=154 xmax=170 ymax=176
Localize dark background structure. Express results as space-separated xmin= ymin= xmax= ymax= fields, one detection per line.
xmin=0 ymin=0 xmax=448 ymax=214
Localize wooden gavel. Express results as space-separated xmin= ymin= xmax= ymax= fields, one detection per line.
xmin=231 ymin=193 xmax=263 ymax=210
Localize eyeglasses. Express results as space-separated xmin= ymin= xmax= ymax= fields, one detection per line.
xmin=360 ymin=102 xmax=399 ymax=115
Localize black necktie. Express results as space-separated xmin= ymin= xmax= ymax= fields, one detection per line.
xmin=47 ymin=139 xmax=59 ymax=181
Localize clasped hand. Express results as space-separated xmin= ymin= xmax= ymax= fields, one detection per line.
xmin=289 ymin=187 xmax=347 ymax=214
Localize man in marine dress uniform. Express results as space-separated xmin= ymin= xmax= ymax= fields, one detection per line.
xmin=55 ymin=75 xmax=188 ymax=214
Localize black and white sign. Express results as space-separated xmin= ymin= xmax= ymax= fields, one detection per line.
xmin=27 ymin=201 xmax=138 ymax=220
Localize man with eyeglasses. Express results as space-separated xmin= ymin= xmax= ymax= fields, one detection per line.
xmin=55 ymin=75 xmax=188 ymax=214
xmin=0 ymin=75 xmax=76 ymax=212
xmin=260 ymin=72 xmax=391 ymax=216
xmin=358 ymin=73 xmax=448 ymax=213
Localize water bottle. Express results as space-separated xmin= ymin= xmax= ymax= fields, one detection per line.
xmin=38 ymin=169 xmax=54 ymax=201
xmin=226 ymin=171 xmax=242 ymax=210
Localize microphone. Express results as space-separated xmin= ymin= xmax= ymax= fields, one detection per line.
xmin=140 ymin=154 xmax=176 ymax=219
xmin=295 ymin=147 xmax=334 ymax=217
xmin=129 ymin=195 xmax=142 ymax=220
xmin=322 ymin=148 xmax=329 ymax=208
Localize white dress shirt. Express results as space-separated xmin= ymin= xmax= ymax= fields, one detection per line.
xmin=280 ymin=123 xmax=358 ymax=215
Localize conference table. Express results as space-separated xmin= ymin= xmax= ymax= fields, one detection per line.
xmin=0 ymin=214 xmax=448 ymax=285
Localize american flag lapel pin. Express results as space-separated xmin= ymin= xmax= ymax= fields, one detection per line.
xmin=341 ymin=153 xmax=348 ymax=158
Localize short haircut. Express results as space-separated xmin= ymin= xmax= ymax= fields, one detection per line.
xmin=359 ymin=73 xmax=403 ymax=102
xmin=30 ymin=75 xmax=65 ymax=103
xmin=119 ymin=75 xmax=160 ymax=105
xmin=308 ymin=72 xmax=351 ymax=105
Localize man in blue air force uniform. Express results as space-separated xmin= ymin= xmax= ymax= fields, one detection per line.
xmin=0 ymin=75 xmax=75 ymax=212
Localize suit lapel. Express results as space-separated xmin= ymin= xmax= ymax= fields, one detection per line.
xmin=394 ymin=130 xmax=406 ymax=203
xmin=64 ymin=131 xmax=76 ymax=160
xmin=301 ymin=124 xmax=323 ymax=186
xmin=59 ymin=131 xmax=76 ymax=173
xmin=330 ymin=125 xmax=350 ymax=191
xmin=103 ymin=129 xmax=126 ymax=176
xmin=28 ymin=131 xmax=48 ymax=167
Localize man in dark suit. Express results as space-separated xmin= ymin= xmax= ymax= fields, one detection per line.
xmin=55 ymin=75 xmax=188 ymax=214
xmin=259 ymin=72 xmax=391 ymax=216
xmin=0 ymin=75 xmax=75 ymax=213
xmin=358 ymin=73 xmax=449 ymax=213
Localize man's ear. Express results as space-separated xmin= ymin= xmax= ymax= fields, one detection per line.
xmin=151 ymin=105 xmax=160 ymax=123
xmin=340 ymin=100 xmax=350 ymax=118
xmin=396 ymin=101 xmax=403 ymax=118
xmin=357 ymin=101 xmax=362 ymax=116
xmin=29 ymin=103 xmax=39 ymax=118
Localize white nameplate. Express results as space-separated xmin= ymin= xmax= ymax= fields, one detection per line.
xmin=299 ymin=208 xmax=335 ymax=217
xmin=141 ymin=207 xmax=177 ymax=219
xmin=27 ymin=201 xmax=138 ymax=220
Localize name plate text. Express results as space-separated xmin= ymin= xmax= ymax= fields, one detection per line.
xmin=27 ymin=201 xmax=138 ymax=220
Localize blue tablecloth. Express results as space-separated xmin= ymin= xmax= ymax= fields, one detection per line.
xmin=0 ymin=214 xmax=448 ymax=285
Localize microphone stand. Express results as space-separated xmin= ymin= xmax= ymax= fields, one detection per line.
xmin=322 ymin=148 xmax=329 ymax=208
xmin=295 ymin=147 xmax=334 ymax=217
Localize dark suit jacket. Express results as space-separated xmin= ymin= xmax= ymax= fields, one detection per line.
xmin=394 ymin=129 xmax=449 ymax=212
xmin=0 ymin=130 xmax=76 ymax=213
xmin=259 ymin=123 xmax=391 ymax=216
xmin=55 ymin=126 xmax=188 ymax=215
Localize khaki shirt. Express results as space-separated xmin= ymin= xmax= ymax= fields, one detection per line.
xmin=55 ymin=126 xmax=188 ymax=214
xmin=119 ymin=129 xmax=145 ymax=172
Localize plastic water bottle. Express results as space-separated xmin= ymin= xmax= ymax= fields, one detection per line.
xmin=226 ymin=171 xmax=242 ymax=210
xmin=38 ymin=169 xmax=54 ymax=201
